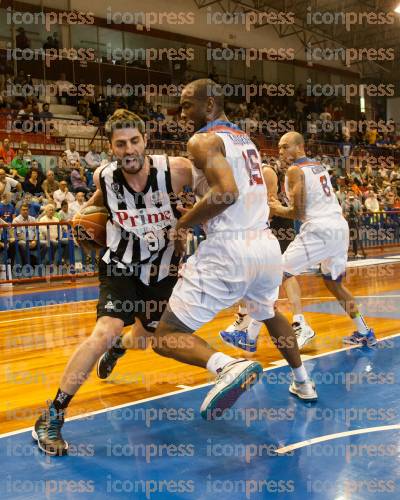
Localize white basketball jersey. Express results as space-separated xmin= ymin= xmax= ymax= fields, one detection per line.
xmin=193 ymin=121 xmax=269 ymax=235
xmin=285 ymin=157 xmax=342 ymax=223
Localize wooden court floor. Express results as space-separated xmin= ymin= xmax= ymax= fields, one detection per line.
xmin=1 ymin=261 xmax=399 ymax=434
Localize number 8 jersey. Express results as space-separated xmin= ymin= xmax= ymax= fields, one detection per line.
xmin=193 ymin=120 xmax=269 ymax=235
xmin=285 ymin=157 xmax=342 ymax=223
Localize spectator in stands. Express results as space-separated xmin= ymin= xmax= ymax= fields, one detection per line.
xmin=336 ymin=184 xmax=347 ymax=206
xmin=16 ymin=193 xmax=42 ymax=218
xmin=55 ymin=152 xmax=70 ymax=180
xmin=377 ymin=164 xmax=388 ymax=182
xmin=53 ymin=181 xmax=75 ymax=208
xmin=12 ymin=203 xmax=46 ymax=266
xmin=39 ymin=204 xmax=69 ymax=264
xmin=16 ymin=28 xmax=30 ymax=50
xmin=0 ymin=193 xmax=15 ymax=222
xmin=25 ymin=160 xmax=45 ymax=187
xmin=64 ymin=141 xmax=80 ymax=165
xmin=385 ymin=187 xmax=396 ymax=209
xmin=38 ymin=102 xmax=53 ymax=120
xmin=10 ymin=150 xmax=30 ymax=180
xmin=337 ymin=137 xmax=352 ymax=175
xmin=351 ymin=165 xmax=364 ymax=184
xmin=85 ymin=144 xmax=101 ymax=171
xmin=20 ymin=141 xmax=32 ymax=163
xmin=42 ymin=170 xmax=59 ymax=201
xmin=390 ymin=164 xmax=400 ymax=183
xmin=23 ymin=169 xmax=44 ymax=197
xmin=56 ymin=73 xmax=74 ymax=105
xmin=70 ymin=163 xmax=90 ymax=194
xmin=151 ymin=105 xmax=165 ymax=122
xmin=69 ymin=191 xmax=86 ymax=216
xmin=100 ymin=142 xmax=113 ymax=166
xmin=43 ymin=35 xmax=56 ymax=50
xmin=56 ymin=200 xmax=73 ymax=222
xmin=364 ymin=192 xmax=380 ymax=213
xmin=0 ymin=169 xmax=22 ymax=199
xmin=0 ymin=138 xmax=16 ymax=164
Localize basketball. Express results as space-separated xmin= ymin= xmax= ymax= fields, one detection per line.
xmin=72 ymin=205 xmax=108 ymax=249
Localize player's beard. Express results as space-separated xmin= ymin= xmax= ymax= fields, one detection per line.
xmin=119 ymin=154 xmax=145 ymax=174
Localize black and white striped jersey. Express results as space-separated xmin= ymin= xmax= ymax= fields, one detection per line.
xmin=99 ymin=155 xmax=181 ymax=285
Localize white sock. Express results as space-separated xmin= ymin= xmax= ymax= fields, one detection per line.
xmin=293 ymin=314 xmax=305 ymax=324
xmin=238 ymin=305 xmax=248 ymax=315
xmin=247 ymin=319 xmax=262 ymax=341
xmin=292 ymin=364 xmax=308 ymax=383
xmin=206 ymin=352 xmax=235 ymax=375
xmin=352 ymin=314 xmax=369 ymax=335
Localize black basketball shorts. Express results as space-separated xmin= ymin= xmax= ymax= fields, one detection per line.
xmin=97 ymin=260 xmax=178 ymax=331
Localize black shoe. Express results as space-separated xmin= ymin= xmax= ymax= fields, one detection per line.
xmin=32 ymin=401 xmax=68 ymax=456
xmin=97 ymin=347 xmax=126 ymax=379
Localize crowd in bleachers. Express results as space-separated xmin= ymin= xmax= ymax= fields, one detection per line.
xmin=0 ymin=137 xmax=102 ymax=274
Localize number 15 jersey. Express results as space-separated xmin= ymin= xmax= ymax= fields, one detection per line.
xmin=193 ymin=120 xmax=269 ymax=235
xmin=285 ymin=157 xmax=342 ymax=223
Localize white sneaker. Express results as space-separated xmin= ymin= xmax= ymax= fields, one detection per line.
xmin=225 ymin=313 xmax=251 ymax=333
xmin=293 ymin=322 xmax=315 ymax=349
xmin=200 ymin=359 xmax=263 ymax=420
xmin=289 ymin=378 xmax=318 ymax=401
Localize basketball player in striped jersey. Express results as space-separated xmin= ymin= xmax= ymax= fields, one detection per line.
xmin=219 ymin=158 xmax=316 ymax=351
xmin=269 ymin=132 xmax=376 ymax=347
xmin=33 ymin=109 xmax=194 ymax=455
xmin=148 ymin=79 xmax=317 ymax=420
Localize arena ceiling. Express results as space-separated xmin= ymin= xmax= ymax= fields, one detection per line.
xmin=193 ymin=0 xmax=400 ymax=80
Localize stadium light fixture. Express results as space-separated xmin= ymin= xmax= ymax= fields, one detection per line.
xmin=395 ymin=4 xmax=400 ymax=13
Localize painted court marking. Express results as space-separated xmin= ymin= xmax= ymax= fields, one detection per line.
xmin=276 ymin=424 xmax=400 ymax=455
xmin=1 ymin=332 xmax=398 ymax=441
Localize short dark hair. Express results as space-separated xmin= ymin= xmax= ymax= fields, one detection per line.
xmin=105 ymin=109 xmax=146 ymax=139
xmin=20 ymin=203 xmax=29 ymax=210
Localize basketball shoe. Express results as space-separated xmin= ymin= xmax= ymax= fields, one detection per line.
xmin=343 ymin=329 xmax=377 ymax=347
xmin=32 ymin=401 xmax=68 ymax=456
xmin=200 ymin=359 xmax=263 ymax=420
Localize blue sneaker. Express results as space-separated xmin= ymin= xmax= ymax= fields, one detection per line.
xmin=343 ymin=329 xmax=377 ymax=347
xmin=219 ymin=329 xmax=258 ymax=352
xmin=200 ymin=359 xmax=263 ymax=420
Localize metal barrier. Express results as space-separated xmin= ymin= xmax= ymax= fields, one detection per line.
xmin=0 ymin=211 xmax=398 ymax=285
xmin=0 ymin=220 xmax=99 ymax=284
xmin=357 ymin=210 xmax=400 ymax=250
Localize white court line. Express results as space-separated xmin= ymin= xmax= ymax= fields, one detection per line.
xmin=0 ymin=311 xmax=94 ymax=324
xmin=276 ymin=424 xmax=400 ymax=455
xmin=1 ymin=331 xmax=399 ymax=440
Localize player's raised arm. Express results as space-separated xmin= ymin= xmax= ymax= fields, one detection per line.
xmin=270 ymin=166 xmax=306 ymax=221
xmin=176 ymin=133 xmax=238 ymax=229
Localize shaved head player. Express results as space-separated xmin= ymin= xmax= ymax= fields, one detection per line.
xmin=149 ymin=79 xmax=317 ymax=420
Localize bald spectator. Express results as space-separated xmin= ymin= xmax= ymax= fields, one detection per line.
xmin=364 ymin=192 xmax=380 ymax=213
xmin=42 ymin=170 xmax=59 ymax=201
xmin=53 ymin=181 xmax=75 ymax=208
xmin=64 ymin=142 xmax=80 ymax=165
xmin=69 ymin=191 xmax=86 ymax=216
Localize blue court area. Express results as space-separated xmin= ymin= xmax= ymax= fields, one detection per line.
xmin=0 ymin=286 xmax=98 ymax=311
xmin=1 ymin=336 xmax=399 ymax=499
